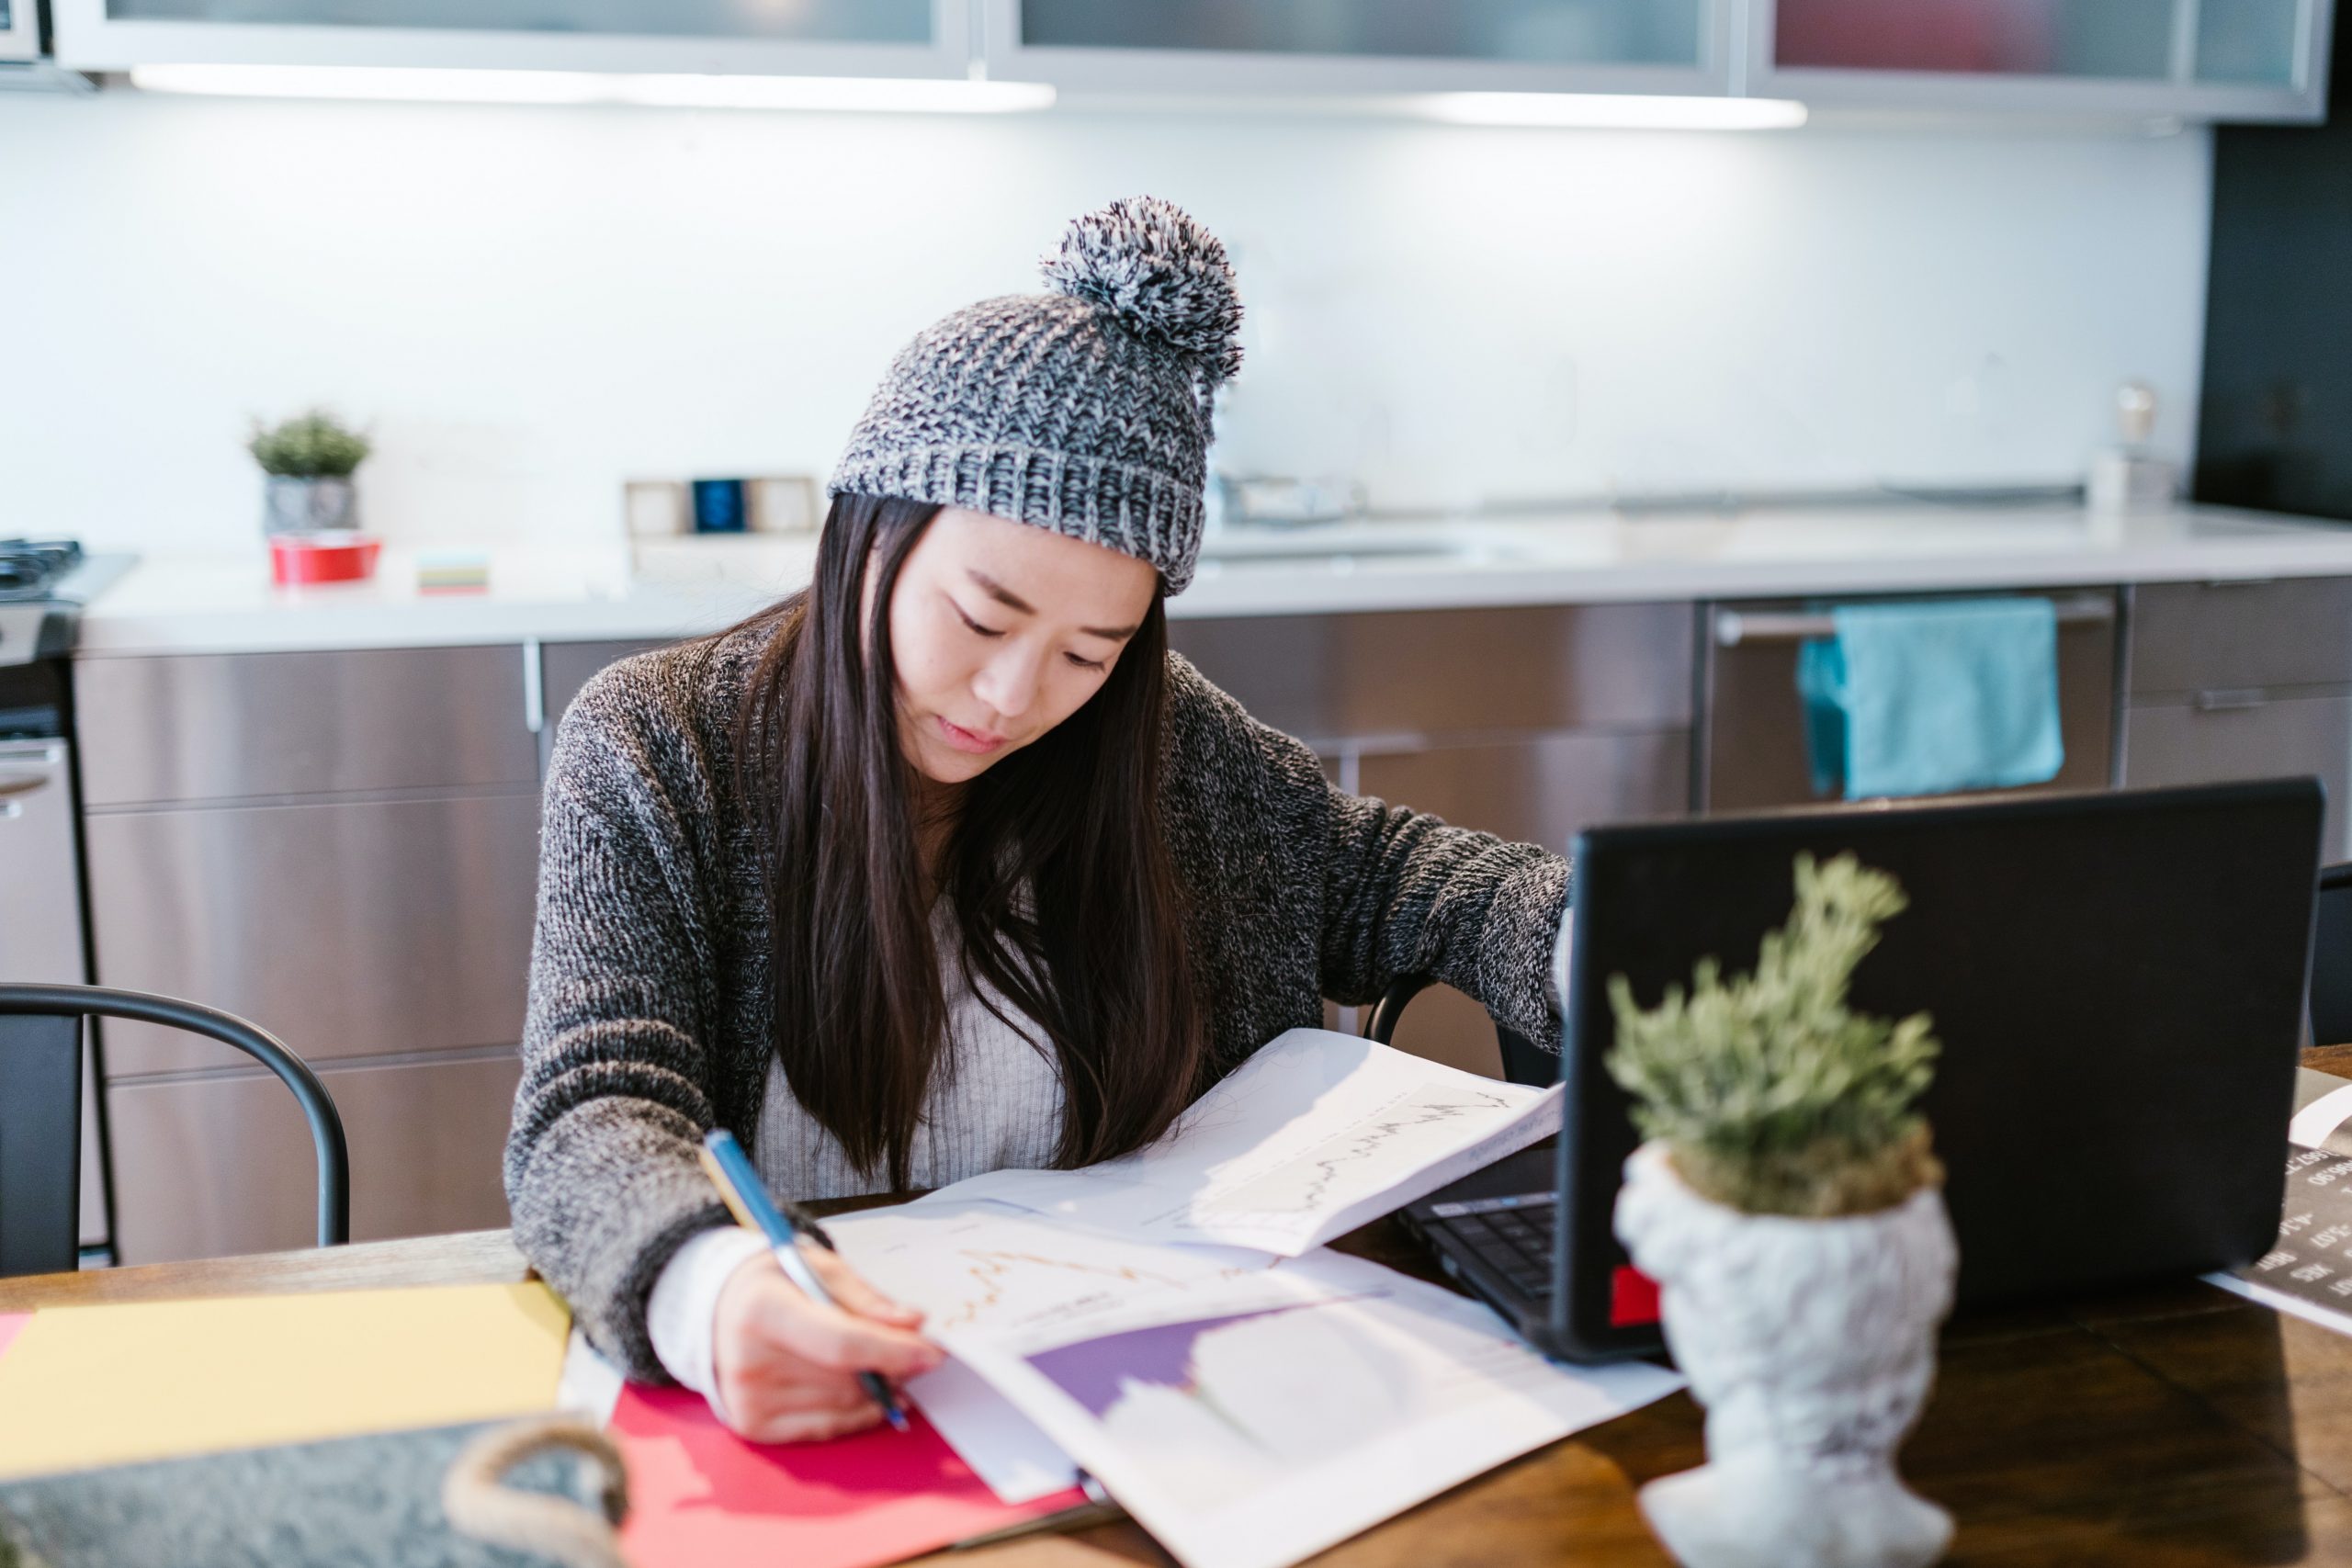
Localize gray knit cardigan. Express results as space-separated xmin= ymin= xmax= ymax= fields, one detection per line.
xmin=505 ymin=620 xmax=1572 ymax=1380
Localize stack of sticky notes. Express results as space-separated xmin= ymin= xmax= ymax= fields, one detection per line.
xmin=0 ymin=1282 xmax=571 ymax=1481
xmin=415 ymin=550 xmax=492 ymax=592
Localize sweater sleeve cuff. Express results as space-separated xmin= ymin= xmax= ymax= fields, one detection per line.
xmin=647 ymin=1225 xmax=771 ymax=1420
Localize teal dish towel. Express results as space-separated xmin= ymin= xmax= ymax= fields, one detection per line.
xmin=1795 ymin=597 xmax=2064 ymax=799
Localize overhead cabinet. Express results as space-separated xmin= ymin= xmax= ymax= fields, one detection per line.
xmin=0 ymin=0 xmax=39 ymax=62
xmin=48 ymin=0 xmax=2333 ymax=120
xmin=51 ymin=0 xmax=975 ymax=75
xmin=990 ymin=0 xmax=2329 ymax=120
xmin=1756 ymin=0 xmax=2330 ymax=121
xmin=983 ymin=0 xmax=1734 ymax=98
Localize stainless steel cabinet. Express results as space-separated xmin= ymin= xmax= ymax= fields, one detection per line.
xmin=1174 ymin=604 xmax=1692 ymax=1076
xmin=2130 ymin=579 xmax=2352 ymax=696
xmin=1173 ymin=602 xmax=1692 ymax=742
xmin=2123 ymin=578 xmax=2352 ymax=862
xmin=74 ymin=644 xmax=543 ymax=1263
xmin=84 ymin=793 xmax=542 ymax=1076
xmin=1354 ymin=731 xmax=1689 ymax=850
xmin=2125 ymin=694 xmax=2352 ymax=857
xmin=75 ymin=646 xmax=537 ymax=807
xmin=107 ymin=1050 xmax=522 ymax=1265
xmin=538 ymin=638 xmax=671 ymax=772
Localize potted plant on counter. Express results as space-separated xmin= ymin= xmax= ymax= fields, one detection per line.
xmin=1610 ymin=852 xmax=1956 ymax=1568
xmin=250 ymin=410 xmax=371 ymax=535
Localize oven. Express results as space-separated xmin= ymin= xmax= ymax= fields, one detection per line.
xmin=1 ymin=540 xmax=134 ymax=1260
xmin=1695 ymin=587 xmax=2124 ymax=811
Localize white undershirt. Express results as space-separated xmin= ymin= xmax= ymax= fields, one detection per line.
xmin=648 ymin=907 xmax=1576 ymax=1419
xmin=648 ymin=908 xmax=1062 ymax=1414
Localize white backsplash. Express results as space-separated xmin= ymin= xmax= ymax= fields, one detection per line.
xmin=0 ymin=92 xmax=2212 ymax=552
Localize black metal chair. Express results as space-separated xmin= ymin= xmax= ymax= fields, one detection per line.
xmin=1362 ymin=974 xmax=1557 ymax=1087
xmin=2312 ymin=863 xmax=2352 ymax=1049
xmin=0 ymin=984 xmax=350 ymax=1276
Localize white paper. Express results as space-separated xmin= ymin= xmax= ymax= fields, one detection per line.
xmin=826 ymin=1198 xmax=1277 ymax=1505
xmin=557 ymin=1328 xmax=625 ymax=1426
xmin=926 ymin=1029 xmax=1563 ymax=1255
xmin=898 ymin=1354 xmax=1080 ymax=1505
xmin=933 ymin=1247 xmax=1682 ymax=1568
xmin=2291 ymin=1082 xmax=2352 ymax=1151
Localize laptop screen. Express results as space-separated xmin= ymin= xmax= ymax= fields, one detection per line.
xmin=1554 ymin=779 xmax=2323 ymax=1359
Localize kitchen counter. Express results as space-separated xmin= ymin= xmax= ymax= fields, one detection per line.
xmin=73 ymin=503 xmax=2352 ymax=656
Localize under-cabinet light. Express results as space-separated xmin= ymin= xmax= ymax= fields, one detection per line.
xmin=1420 ymin=92 xmax=1807 ymax=130
xmin=127 ymin=63 xmax=1056 ymax=114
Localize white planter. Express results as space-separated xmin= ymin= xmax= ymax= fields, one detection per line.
xmin=264 ymin=475 xmax=358 ymax=535
xmin=1613 ymin=1141 xmax=1958 ymax=1568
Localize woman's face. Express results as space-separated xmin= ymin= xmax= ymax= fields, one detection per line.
xmin=879 ymin=506 xmax=1159 ymax=787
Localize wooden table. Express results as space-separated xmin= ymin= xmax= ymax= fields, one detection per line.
xmin=10 ymin=1170 xmax=2352 ymax=1562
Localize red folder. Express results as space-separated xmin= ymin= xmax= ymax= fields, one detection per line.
xmin=609 ymin=1383 xmax=1085 ymax=1568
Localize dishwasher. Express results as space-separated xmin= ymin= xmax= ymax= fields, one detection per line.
xmin=1694 ymin=588 xmax=2124 ymax=812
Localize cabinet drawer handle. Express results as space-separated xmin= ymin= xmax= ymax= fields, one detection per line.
xmin=0 ymin=772 xmax=52 ymax=799
xmin=2192 ymin=689 xmax=2268 ymax=712
xmin=1714 ymin=592 xmax=2114 ymax=647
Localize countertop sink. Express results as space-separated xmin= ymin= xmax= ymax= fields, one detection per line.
xmin=1194 ymin=524 xmax=1528 ymax=570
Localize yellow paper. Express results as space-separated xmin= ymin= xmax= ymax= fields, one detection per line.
xmin=0 ymin=1281 xmax=570 ymax=1480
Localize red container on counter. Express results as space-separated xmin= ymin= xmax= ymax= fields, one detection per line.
xmin=270 ymin=533 xmax=381 ymax=586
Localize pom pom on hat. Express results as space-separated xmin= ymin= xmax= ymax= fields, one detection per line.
xmin=1040 ymin=196 xmax=1243 ymax=390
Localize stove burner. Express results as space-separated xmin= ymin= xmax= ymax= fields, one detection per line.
xmin=0 ymin=540 xmax=85 ymax=600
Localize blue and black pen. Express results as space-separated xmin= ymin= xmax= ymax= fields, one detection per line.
xmin=697 ymin=1128 xmax=911 ymax=1432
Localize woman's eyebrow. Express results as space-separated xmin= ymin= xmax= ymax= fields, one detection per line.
xmin=966 ymin=570 xmax=1140 ymax=641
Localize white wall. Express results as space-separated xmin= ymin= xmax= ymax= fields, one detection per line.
xmin=0 ymin=91 xmax=2213 ymax=552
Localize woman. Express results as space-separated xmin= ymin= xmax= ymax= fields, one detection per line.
xmin=506 ymin=197 xmax=1570 ymax=1443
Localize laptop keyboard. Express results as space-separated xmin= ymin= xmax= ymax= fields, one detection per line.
xmin=1425 ymin=1192 xmax=1557 ymax=1301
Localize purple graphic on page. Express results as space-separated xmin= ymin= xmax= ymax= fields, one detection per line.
xmin=1025 ymin=1305 xmax=1317 ymax=1417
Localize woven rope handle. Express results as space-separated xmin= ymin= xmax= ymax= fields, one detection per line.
xmin=441 ymin=1416 xmax=633 ymax=1568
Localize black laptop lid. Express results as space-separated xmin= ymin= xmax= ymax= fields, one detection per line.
xmin=1553 ymin=779 xmax=2324 ymax=1360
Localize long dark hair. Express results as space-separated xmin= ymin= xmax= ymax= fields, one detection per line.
xmin=733 ymin=492 xmax=1207 ymax=1190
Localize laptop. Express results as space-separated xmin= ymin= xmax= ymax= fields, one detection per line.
xmin=1403 ymin=778 xmax=2324 ymax=1362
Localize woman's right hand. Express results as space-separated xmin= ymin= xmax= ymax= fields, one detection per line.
xmin=709 ymin=1247 xmax=944 ymax=1442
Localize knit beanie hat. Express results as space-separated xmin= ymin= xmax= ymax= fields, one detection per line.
xmin=828 ymin=197 xmax=1243 ymax=594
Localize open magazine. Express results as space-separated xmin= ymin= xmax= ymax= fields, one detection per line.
xmin=2206 ymin=1071 xmax=2352 ymax=1328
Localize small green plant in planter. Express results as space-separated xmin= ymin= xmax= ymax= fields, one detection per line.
xmin=249 ymin=411 xmax=371 ymax=535
xmin=1607 ymin=852 xmax=1958 ymax=1568
xmin=249 ymin=411 xmax=371 ymax=479
xmin=1607 ymin=851 xmax=1942 ymax=1217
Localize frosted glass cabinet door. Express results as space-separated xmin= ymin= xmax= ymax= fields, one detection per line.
xmin=0 ymin=0 xmax=39 ymax=62
xmin=985 ymin=0 xmax=1731 ymax=96
xmin=99 ymin=0 xmax=929 ymax=42
xmin=1019 ymin=0 xmax=1704 ymax=68
xmin=52 ymin=0 xmax=973 ymax=75
xmin=2195 ymin=0 xmax=2306 ymax=83
xmin=1773 ymin=0 xmax=2173 ymax=77
xmin=1757 ymin=0 xmax=2331 ymax=120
